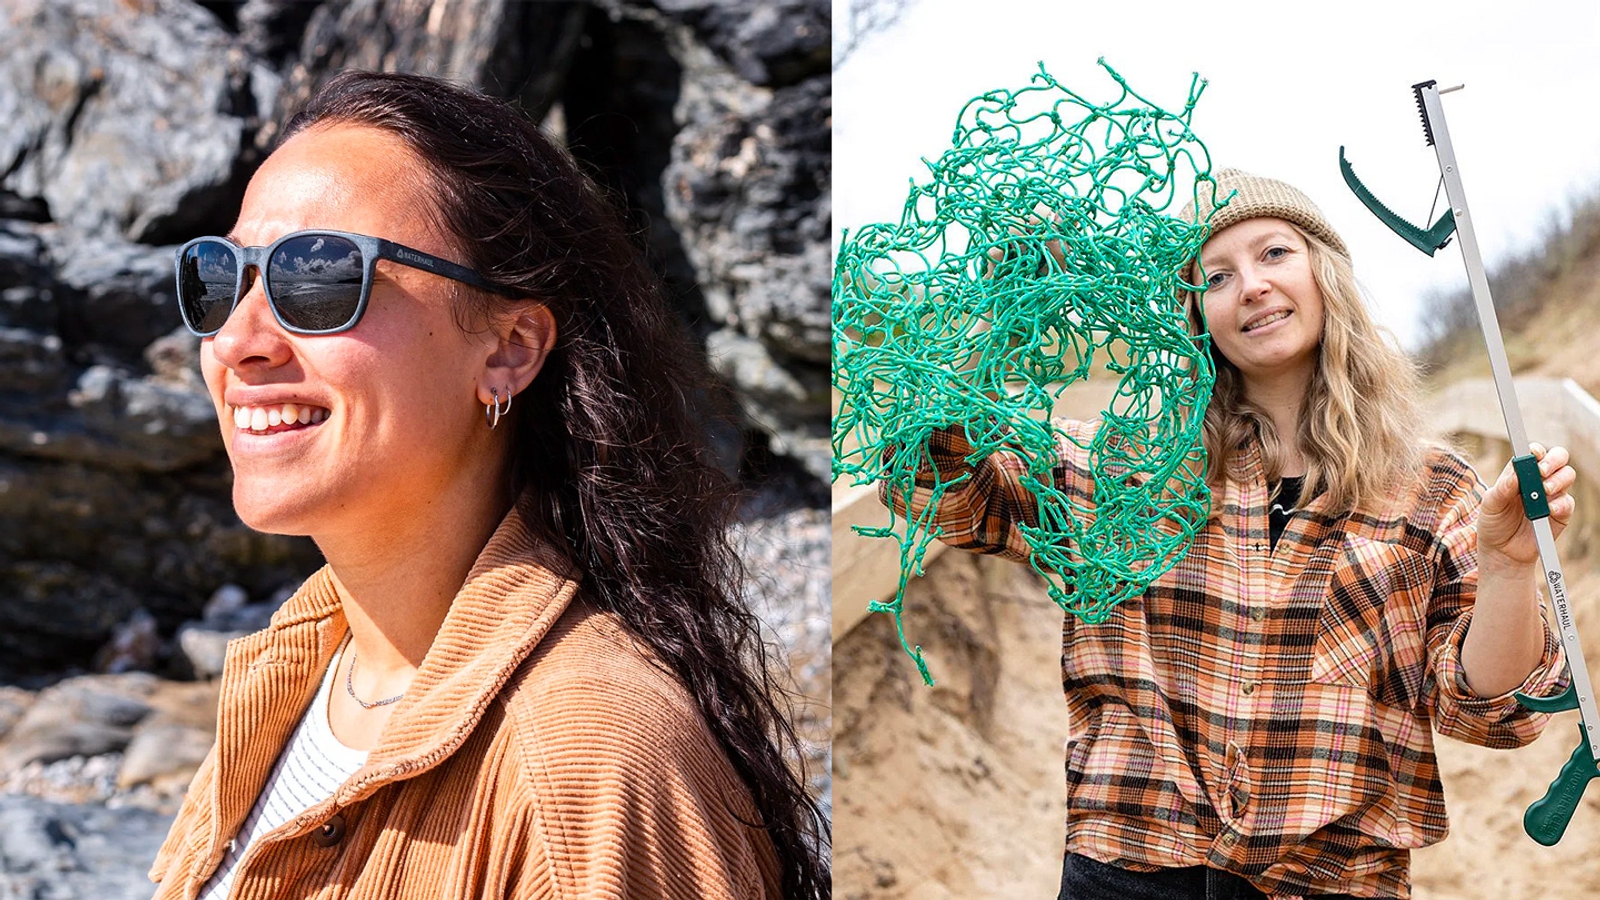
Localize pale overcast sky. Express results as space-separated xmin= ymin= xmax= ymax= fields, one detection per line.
xmin=834 ymin=0 xmax=1600 ymax=349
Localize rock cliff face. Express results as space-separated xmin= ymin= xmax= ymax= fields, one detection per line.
xmin=0 ymin=0 xmax=831 ymax=675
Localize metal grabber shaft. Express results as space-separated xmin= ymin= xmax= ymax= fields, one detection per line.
xmin=1414 ymin=80 xmax=1600 ymax=845
xmin=1344 ymin=80 xmax=1600 ymax=844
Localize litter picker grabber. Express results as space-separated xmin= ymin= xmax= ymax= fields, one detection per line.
xmin=1341 ymin=80 xmax=1599 ymax=846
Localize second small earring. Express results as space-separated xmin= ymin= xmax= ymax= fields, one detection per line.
xmin=485 ymin=387 xmax=513 ymax=429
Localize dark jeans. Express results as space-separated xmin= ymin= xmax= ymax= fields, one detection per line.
xmin=1057 ymin=853 xmax=1363 ymax=900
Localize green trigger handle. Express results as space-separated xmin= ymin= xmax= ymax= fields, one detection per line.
xmin=1338 ymin=147 xmax=1457 ymax=256
xmin=1526 ymin=732 xmax=1600 ymax=846
xmin=1514 ymin=681 xmax=1600 ymax=846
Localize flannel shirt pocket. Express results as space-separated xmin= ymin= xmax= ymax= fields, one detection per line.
xmin=1310 ymin=536 xmax=1433 ymax=710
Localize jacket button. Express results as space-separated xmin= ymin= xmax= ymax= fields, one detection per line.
xmin=313 ymin=813 xmax=345 ymax=848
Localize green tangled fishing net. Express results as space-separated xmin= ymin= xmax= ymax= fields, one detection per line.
xmin=833 ymin=60 xmax=1228 ymax=684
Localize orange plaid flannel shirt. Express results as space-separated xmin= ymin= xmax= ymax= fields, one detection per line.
xmin=885 ymin=419 xmax=1566 ymax=899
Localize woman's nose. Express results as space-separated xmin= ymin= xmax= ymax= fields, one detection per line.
xmin=209 ymin=269 xmax=294 ymax=370
xmin=1236 ymin=263 xmax=1270 ymax=303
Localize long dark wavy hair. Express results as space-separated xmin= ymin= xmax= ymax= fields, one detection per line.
xmin=282 ymin=71 xmax=827 ymax=896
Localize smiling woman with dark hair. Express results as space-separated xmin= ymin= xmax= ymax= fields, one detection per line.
xmin=147 ymin=71 xmax=826 ymax=900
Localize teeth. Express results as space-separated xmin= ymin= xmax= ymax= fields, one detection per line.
xmin=229 ymin=403 xmax=329 ymax=433
xmin=1245 ymin=310 xmax=1290 ymax=332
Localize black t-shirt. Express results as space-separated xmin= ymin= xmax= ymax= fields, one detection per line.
xmin=1268 ymin=476 xmax=1305 ymax=552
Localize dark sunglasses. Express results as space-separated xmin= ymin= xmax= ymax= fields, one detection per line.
xmin=174 ymin=229 xmax=501 ymax=336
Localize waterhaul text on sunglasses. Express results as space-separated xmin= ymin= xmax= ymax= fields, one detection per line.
xmin=174 ymin=229 xmax=502 ymax=337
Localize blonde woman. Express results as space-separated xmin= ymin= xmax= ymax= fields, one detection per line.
xmin=890 ymin=169 xmax=1574 ymax=899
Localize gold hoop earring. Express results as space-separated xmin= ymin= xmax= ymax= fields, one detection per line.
xmin=485 ymin=387 xmax=513 ymax=429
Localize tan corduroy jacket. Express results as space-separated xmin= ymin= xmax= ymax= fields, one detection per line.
xmin=148 ymin=507 xmax=782 ymax=899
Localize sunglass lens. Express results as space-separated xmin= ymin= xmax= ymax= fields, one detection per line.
xmin=178 ymin=241 xmax=241 ymax=335
xmin=267 ymin=234 xmax=365 ymax=332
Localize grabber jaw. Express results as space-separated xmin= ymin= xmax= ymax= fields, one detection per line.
xmin=1517 ymin=684 xmax=1600 ymax=845
xmin=1337 ymin=147 xmax=1457 ymax=256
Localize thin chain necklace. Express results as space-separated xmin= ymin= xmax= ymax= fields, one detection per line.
xmin=346 ymin=643 xmax=405 ymax=709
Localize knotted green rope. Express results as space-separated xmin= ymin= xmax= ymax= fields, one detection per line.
xmin=833 ymin=60 xmax=1227 ymax=684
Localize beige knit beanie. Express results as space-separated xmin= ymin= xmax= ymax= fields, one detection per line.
xmin=1179 ymin=168 xmax=1350 ymax=259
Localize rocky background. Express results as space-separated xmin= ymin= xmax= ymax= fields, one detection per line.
xmin=0 ymin=0 xmax=830 ymax=895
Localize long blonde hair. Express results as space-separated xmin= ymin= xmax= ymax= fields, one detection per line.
xmin=1188 ymin=225 xmax=1426 ymax=512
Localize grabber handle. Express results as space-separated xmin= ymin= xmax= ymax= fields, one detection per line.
xmin=1524 ymin=723 xmax=1600 ymax=846
xmin=1517 ymin=681 xmax=1578 ymax=714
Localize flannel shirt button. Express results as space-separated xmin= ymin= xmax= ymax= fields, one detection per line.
xmin=1250 ymin=608 xmax=1265 ymax=623
xmin=313 ymin=813 xmax=345 ymax=848
xmin=1242 ymin=682 xmax=1256 ymax=696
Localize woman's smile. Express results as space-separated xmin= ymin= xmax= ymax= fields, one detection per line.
xmin=1240 ymin=307 xmax=1293 ymax=334
xmin=230 ymin=402 xmax=330 ymax=434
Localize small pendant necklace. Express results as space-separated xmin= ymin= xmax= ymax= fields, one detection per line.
xmin=346 ymin=644 xmax=405 ymax=709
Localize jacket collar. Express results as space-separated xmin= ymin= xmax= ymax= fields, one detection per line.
xmin=202 ymin=504 xmax=581 ymax=869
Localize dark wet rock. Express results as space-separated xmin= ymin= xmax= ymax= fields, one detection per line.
xmin=42 ymin=229 xmax=182 ymax=365
xmin=707 ymin=330 xmax=828 ymax=474
xmin=656 ymin=0 xmax=830 ymax=88
xmin=0 ymin=793 xmax=173 ymax=900
xmin=672 ymin=71 xmax=832 ymax=476
xmin=0 ymin=327 xmax=69 ymax=396
xmin=237 ymin=0 xmax=321 ymax=66
xmin=548 ymin=2 xmax=834 ymax=480
xmin=271 ymin=0 xmax=589 ymax=145
xmin=0 ymin=455 xmax=320 ymax=674
xmin=0 ymin=192 xmax=51 ymax=224
xmin=0 ymin=363 xmax=221 ymax=473
xmin=0 ymin=561 xmax=146 ymax=676
xmin=0 ymin=0 xmax=278 ymax=244
xmin=0 ymin=221 xmax=60 ymax=333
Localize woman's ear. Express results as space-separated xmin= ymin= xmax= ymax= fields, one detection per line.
xmin=477 ymin=304 xmax=557 ymax=407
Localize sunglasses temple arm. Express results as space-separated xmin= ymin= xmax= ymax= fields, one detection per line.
xmin=374 ymin=238 xmax=505 ymax=294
